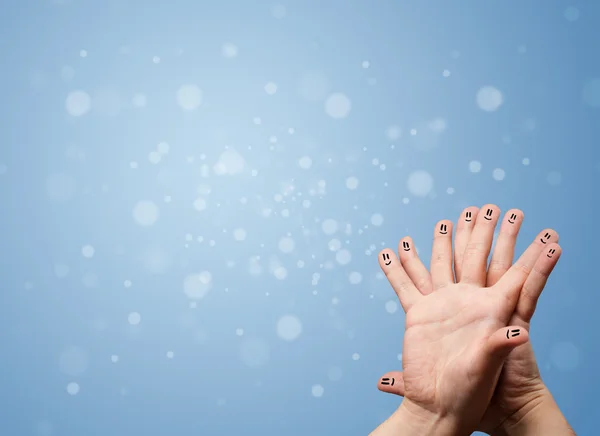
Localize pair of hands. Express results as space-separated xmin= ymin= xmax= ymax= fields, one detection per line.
xmin=370 ymin=205 xmax=573 ymax=436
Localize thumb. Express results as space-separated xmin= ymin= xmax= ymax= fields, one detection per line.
xmin=485 ymin=325 xmax=530 ymax=363
xmin=377 ymin=371 xmax=405 ymax=396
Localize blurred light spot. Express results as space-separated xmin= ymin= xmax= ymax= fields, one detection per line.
xmin=177 ymin=84 xmax=203 ymax=110
xmin=277 ymin=315 xmax=302 ymax=341
xmin=221 ymin=43 xmax=238 ymax=58
xmin=328 ymin=239 xmax=341 ymax=251
xmin=469 ymin=160 xmax=482 ymax=173
xmin=386 ymin=125 xmax=401 ymax=140
xmin=352 ymin=353 xmax=360 ymax=361
xmin=183 ymin=272 xmax=212 ymax=299
xmin=385 ymin=300 xmax=398 ymax=313
xmin=148 ymin=151 xmax=162 ymax=164
xmin=321 ymin=219 xmax=338 ymax=235
xmin=81 ymin=245 xmax=95 ymax=258
xmin=476 ymin=86 xmax=503 ymax=112
xmin=273 ymin=266 xmax=288 ymax=280
xmin=311 ymin=384 xmax=324 ymax=398
xmin=128 ymin=312 xmax=141 ymax=325
xmin=371 ymin=213 xmax=384 ymax=226
xmin=349 ymin=271 xmax=362 ymax=284
xmin=66 ymin=382 xmax=80 ymax=396
xmin=407 ymin=170 xmax=434 ymax=197
xmin=194 ymin=198 xmax=207 ymax=211
xmin=214 ymin=149 xmax=245 ymax=175
xmin=233 ymin=228 xmax=247 ymax=241
xmin=132 ymin=93 xmax=147 ymax=108
xmin=133 ymin=201 xmax=159 ymax=226
xmin=66 ymin=90 xmax=91 ymax=116
xmin=336 ymin=249 xmax=351 ymax=265
xmin=157 ymin=142 xmax=170 ymax=154
xmin=325 ymin=93 xmax=351 ymax=119
xmin=298 ymin=156 xmax=312 ymax=169
xmin=492 ymin=168 xmax=505 ymax=181
xmin=264 ymin=82 xmax=278 ymax=95
xmin=278 ymin=237 xmax=295 ymax=253
xmin=345 ymin=176 xmax=359 ymax=190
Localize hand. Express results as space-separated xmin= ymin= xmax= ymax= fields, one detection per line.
xmin=372 ymin=205 xmax=561 ymax=435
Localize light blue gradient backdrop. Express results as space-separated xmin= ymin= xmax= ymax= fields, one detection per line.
xmin=1 ymin=1 xmax=598 ymax=435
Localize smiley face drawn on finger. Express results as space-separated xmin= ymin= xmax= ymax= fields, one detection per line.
xmin=508 ymin=213 xmax=517 ymax=224
xmin=465 ymin=211 xmax=473 ymax=222
xmin=484 ymin=209 xmax=493 ymax=221
xmin=547 ymin=248 xmax=556 ymax=258
xmin=402 ymin=241 xmax=410 ymax=251
xmin=540 ymin=232 xmax=551 ymax=244
xmin=506 ymin=328 xmax=520 ymax=339
xmin=380 ymin=377 xmax=395 ymax=386
xmin=382 ymin=253 xmax=392 ymax=265
xmin=439 ymin=223 xmax=448 ymax=235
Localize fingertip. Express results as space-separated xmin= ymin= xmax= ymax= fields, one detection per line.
xmin=398 ymin=237 xmax=414 ymax=256
xmin=434 ymin=219 xmax=453 ymax=237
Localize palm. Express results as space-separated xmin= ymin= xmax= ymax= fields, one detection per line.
xmin=402 ymin=284 xmax=510 ymax=420
xmin=376 ymin=205 xmax=560 ymax=433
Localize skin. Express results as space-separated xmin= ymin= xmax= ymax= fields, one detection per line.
xmin=376 ymin=206 xmax=574 ymax=434
xmin=369 ymin=205 xmax=564 ymax=436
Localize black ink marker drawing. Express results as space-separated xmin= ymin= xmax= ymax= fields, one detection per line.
xmin=506 ymin=328 xmax=520 ymax=339
xmin=381 ymin=377 xmax=395 ymax=386
xmin=484 ymin=209 xmax=493 ymax=221
xmin=540 ymin=232 xmax=551 ymax=244
xmin=382 ymin=253 xmax=392 ymax=265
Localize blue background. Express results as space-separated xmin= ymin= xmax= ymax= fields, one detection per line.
xmin=0 ymin=0 xmax=598 ymax=435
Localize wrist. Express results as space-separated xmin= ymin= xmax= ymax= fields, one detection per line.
xmin=370 ymin=400 xmax=469 ymax=436
xmin=492 ymin=386 xmax=574 ymax=436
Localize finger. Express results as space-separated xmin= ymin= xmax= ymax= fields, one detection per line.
xmin=460 ymin=204 xmax=501 ymax=286
xmin=377 ymin=371 xmax=405 ymax=396
xmin=484 ymin=325 xmax=530 ymax=365
xmin=454 ymin=206 xmax=479 ymax=282
xmin=398 ymin=237 xmax=433 ymax=295
xmin=487 ymin=209 xmax=524 ymax=287
xmin=379 ymin=249 xmax=421 ymax=311
xmin=492 ymin=229 xmax=559 ymax=310
xmin=431 ymin=220 xmax=455 ymax=290
xmin=515 ymin=243 xmax=562 ymax=322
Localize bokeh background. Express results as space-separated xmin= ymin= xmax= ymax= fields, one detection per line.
xmin=1 ymin=0 xmax=599 ymax=435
